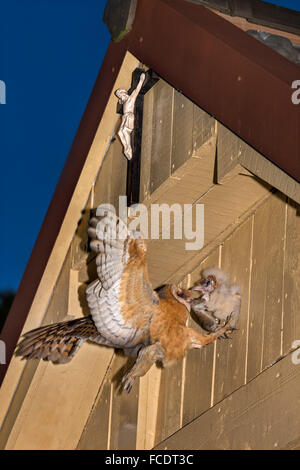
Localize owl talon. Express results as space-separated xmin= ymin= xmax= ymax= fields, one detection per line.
xmin=226 ymin=312 xmax=234 ymax=324
xmin=122 ymin=375 xmax=135 ymax=393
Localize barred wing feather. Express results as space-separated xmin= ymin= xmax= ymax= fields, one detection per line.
xmin=86 ymin=210 xmax=159 ymax=348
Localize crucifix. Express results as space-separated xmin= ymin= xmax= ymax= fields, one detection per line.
xmin=115 ymin=68 xmax=159 ymax=204
xmin=115 ymin=72 xmax=146 ymax=161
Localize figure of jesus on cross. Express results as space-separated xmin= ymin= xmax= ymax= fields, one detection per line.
xmin=115 ymin=72 xmax=146 ymax=160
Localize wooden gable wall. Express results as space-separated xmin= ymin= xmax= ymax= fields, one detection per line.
xmin=1 ymin=75 xmax=299 ymax=450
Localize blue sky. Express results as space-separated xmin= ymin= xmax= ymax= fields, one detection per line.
xmin=0 ymin=0 xmax=299 ymax=292
xmin=0 ymin=0 xmax=110 ymax=291
xmin=265 ymin=0 xmax=300 ymax=9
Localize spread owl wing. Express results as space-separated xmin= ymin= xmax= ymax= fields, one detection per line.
xmin=86 ymin=208 xmax=159 ymax=349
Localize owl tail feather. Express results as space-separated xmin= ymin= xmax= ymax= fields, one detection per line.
xmin=15 ymin=315 xmax=104 ymax=364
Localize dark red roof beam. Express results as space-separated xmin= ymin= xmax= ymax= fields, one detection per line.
xmin=129 ymin=0 xmax=300 ymax=182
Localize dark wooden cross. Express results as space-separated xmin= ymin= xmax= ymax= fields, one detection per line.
xmin=117 ymin=68 xmax=159 ymax=205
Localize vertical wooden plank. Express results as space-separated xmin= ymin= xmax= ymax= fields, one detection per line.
xmin=6 ymin=344 xmax=114 ymax=450
xmin=171 ymin=91 xmax=193 ymax=173
xmin=182 ymin=248 xmax=219 ymax=425
xmin=93 ymin=146 xmax=112 ymax=209
xmin=192 ymin=104 xmax=215 ymax=153
xmin=150 ymin=80 xmax=173 ymax=193
xmin=283 ymin=199 xmax=300 ymax=355
xmin=0 ymin=249 xmax=72 ymax=449
xmin=213 ymin=218 xmax=252 ymax=403
xmin=136 ymin=364 xmax=162 ymax=450
xmin=0 ymin=361 xmax=40 ymax=450
xmin=77 ymin=380 xmax=111 ymax=450
xmin=110 ymin=137 xmax=128 ymax=212
xmin=154 ymin=361 xmax=183 ymax=446
xmin=246 ymin=206 xmax=268 ymax=382
xmin=71 ymin=191 xmax=93 ymax=271
xmin=109 ymin=354 xmax=139 ymax=450
xmin=140 ymin=85 xmax=155 ymax=202
xmin=68 ymin=269 xmax=85 ymax=319
xmin=93 ymin=135 xmax=127 ymax=212
xmin=44 ymin=248 xmax=72 ymax=324
xmin=261 ymin=194 xmax=286 ymax=370
xmin=247 ymin=193 xmax=286 ymax=382
xmin=217 ymin=123 xmax=240 ymax=182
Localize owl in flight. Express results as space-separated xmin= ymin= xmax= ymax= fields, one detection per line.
xmin=16 ymin=208 xmax=232 ymax=392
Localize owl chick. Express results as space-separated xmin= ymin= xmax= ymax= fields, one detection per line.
xmin=190 ymin=267 xmax=241 ymax=334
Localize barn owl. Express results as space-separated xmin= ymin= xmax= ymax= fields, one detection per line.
xmin=15 ymin=211 xmax=233 ymax=392
xmin=190 ymin=267 xmax=241 ymax=335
